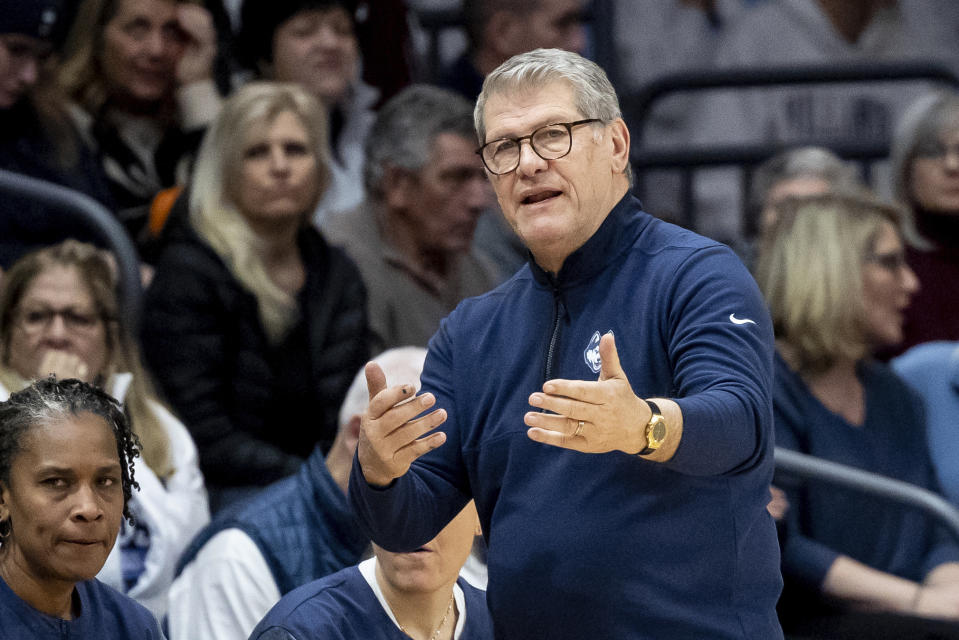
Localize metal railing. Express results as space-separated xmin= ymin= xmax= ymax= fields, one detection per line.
xmin=0 ymin=169 xmax=142 ymax=332
xmin=623 ymin=61 xmax=959 ymax=234
xmin=775 ymin=447 xmax=959 ymax=543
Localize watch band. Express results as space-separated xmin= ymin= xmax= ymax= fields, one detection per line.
xmin=638 ymin=400 xmax=666 ymax=456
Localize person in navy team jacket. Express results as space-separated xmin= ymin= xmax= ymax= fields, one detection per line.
xmin=350 ymin=48 xmax=783 ymax=639
xmin=0 ymin=378 xmax=162 ymax=638
xmin=250 ymin=501 xmax=491 ymax=640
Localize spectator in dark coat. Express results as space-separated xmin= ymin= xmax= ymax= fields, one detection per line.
xmin=142 ymin=82 xmax=369 ymax=512
xmin=0 ymin=0 xmax=114 ymax=269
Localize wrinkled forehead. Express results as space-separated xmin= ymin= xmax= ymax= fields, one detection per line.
xmin=481 ymin=79 xmax=579 ymax=137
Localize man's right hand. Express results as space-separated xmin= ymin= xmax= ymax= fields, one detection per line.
xmin=357 ymin=361 xmax=447 ymax=487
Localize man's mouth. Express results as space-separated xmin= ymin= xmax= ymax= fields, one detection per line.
xmin=522 ymin=190 xmax=562 ymax=205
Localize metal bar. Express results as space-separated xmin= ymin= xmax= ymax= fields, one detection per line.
xmin=630 ymin=139 xmax=890 ymax=169
xmin=775 ymin=447 xmax=959 ymax=544
xmin=625 ymin=61 xmax=959 ymax=144
xmin=0 ymin=169 xmax=142 ymax=332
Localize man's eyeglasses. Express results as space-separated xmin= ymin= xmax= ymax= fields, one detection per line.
xmin=14 ymin=307 xmax=104 ymax=334
xmin=476 ymin=119 xmax=602 ymax=175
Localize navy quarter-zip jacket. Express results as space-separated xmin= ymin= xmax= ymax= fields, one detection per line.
xmin=351 ymin=194 xmax=783 ymax=639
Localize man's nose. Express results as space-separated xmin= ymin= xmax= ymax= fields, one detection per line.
xmin=515 ymin=140 xmax=547 ymax=177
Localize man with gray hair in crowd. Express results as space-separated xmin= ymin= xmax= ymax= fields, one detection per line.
xmin=350 ymin=48 xmax=784 ymax=638
xmin=323 ymin=84 xmax=502 ymax=353
xmin=168 ymin=348 xmax=428 ymax=640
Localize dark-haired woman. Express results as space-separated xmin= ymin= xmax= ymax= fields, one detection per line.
xmin=0 ymin=240 xmax=209 ymax=618
xmin=0 ymin=377 xmax=163 ymax=637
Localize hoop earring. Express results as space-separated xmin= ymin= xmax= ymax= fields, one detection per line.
xmin=0 ymin=518 xmax=10 ymax=541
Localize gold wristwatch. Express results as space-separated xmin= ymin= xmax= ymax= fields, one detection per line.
xmin=637 ymin=400 xmax=666 ymax=456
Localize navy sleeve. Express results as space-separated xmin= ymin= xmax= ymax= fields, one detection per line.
xmin=662 ymin=246 xmax=776 ymax=477
xmin=349 ymin=318 xmax=472 ymax=552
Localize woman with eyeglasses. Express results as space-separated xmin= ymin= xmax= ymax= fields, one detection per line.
xmin=755 ymin=194 xmax=959 ymax=636
xmin=890 ymin=90 xmax=959 ymax=352
xmin=0 ymin=239 xmax=209 ymax=620
xmin=0 ymin=378 xmax=163 ymax=637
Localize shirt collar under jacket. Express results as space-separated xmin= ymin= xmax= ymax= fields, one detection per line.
xmin=527 ymin=192 xmax=651 ymax=289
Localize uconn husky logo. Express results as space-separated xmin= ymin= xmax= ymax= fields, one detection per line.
xmin=584 ymin=331 xmax=602 ymax=374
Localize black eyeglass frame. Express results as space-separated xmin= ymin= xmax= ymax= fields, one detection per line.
xmin=476 ymin=118 xmax=603 ymax=175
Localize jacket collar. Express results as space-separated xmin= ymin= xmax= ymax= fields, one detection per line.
xmin=528 ymin=192 xmax=650 ymax=288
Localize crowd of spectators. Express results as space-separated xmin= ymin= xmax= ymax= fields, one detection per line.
xmin=2 ymin=0 xmax=959 ymax=638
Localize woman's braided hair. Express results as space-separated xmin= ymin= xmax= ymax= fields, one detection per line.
xmin=0 ymin=377 xmax=140 ymax=538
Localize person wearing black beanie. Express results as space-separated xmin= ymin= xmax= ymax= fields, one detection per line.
xmin=0 ymin=0 xmax=64 ymax=109
xmin=0 ymin=0 xmax=115 ymax=270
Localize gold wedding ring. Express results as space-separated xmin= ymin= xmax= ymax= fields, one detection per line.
xmin=574 ymin=420 xmax=585 ymax=437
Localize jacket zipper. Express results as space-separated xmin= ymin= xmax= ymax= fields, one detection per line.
xmin=543 ymin=282 xmax=564 ymax=383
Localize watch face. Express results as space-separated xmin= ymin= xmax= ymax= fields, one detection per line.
xmin=651 ymin=418 xmax=666 ymax=443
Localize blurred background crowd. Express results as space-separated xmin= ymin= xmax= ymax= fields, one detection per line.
xmin=2 ymin=0 xmax=959 ymax=638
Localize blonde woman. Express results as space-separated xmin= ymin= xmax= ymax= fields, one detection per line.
xmin=0 ymin=239 xmax=209 ymax=619
xmin=142 ymin=82 xmax=369 ymax=512
xmin=756 ymin=194 xmax=959 ymax=634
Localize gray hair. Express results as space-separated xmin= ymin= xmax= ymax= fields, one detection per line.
xmin=749 ymin=146 xmax=863 ymax=217
xmin=474 ymin=48 xmax=630 ymax=181
xmin=889 ymin=89 xmax=959 ymax=248
xmin=364 ymin=85 xmax=476 ymax=199
xmin=337 ymin=347 xmax=427 ymax=429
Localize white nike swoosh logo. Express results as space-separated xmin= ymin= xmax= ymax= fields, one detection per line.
xmin=729 ymin=314 xmax=756 ymax=325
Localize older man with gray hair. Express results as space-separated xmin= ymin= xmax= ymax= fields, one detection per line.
xmin=350 ymin=48 xmax=784 ymax=638
xmin=323 ymin=84 xmax=501 ymax=353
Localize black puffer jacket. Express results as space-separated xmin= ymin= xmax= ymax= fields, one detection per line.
xmin=142 ymin=222 xmax=369 ymax=496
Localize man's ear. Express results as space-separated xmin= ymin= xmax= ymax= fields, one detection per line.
xmin=606 ymin=118 xmax=631 ymax=175
xmin=383 ymin=166 xmax=416 ymax=211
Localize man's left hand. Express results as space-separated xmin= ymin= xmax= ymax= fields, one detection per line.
xmin=525 ymin=332 xmax=649 ymax=454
